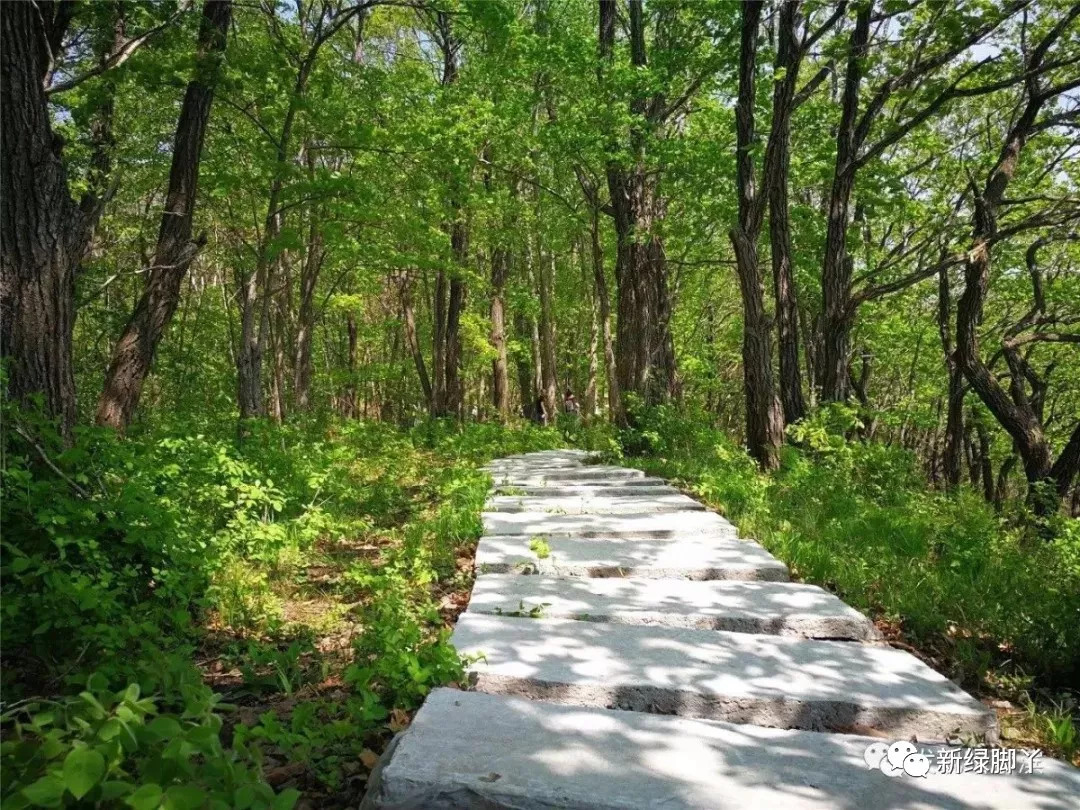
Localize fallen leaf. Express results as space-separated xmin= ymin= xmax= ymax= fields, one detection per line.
xmin=265 ymin=761 xmax=306 ymax=786
xmin=360 ymin=749 xmax=380 ymax=770
xmin=388 ymin=708 xmax=411 ymax=732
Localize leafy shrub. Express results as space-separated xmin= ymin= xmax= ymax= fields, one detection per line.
xmin=0 ymin=671 xmax=291 ymax=810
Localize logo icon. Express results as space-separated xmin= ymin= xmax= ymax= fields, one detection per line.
xmin=864 ymin=740 xmax=930 ymax=778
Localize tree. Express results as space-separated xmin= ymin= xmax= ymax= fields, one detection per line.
xmin=767 ymin=0 xmax=843 ymax=423
xmin=818 ymin=0 xmax=1028 ymax=401
xmin=598 ymin=0 xmax=681 ymax=407
xmin=729 ymin=0 xmax=784 ymax=470
xmin=96 ymin=0 xmax=233 ymax=430
xmin=2 ymin=1 xmax=103 ymax=439
xmin=954 ymin=4 xmax=1080 ymax=515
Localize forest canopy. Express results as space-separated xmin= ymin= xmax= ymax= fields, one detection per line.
xmin=2 ymin=0 xmax=1079 ymax=805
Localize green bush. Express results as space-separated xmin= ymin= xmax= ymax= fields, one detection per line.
xmin=0 ymin=670 xmax=291 ymax=810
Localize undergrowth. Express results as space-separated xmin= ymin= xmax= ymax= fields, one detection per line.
xmin=1 ymin=409 xmax=578 ymax=807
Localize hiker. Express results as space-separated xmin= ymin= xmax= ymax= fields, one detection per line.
xmin=563 ymin=388 xmax=580 ymax=418
xmin=532 ymin=396 xmax=548 ymax=426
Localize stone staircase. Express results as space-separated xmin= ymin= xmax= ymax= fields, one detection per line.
xmin=362 ymin=450 xmax=1079 ymax=809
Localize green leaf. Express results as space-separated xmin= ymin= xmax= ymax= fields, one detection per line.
xmin=11 ymin=556 xmax=32 ymax=573
xmin=62 ymin=747 xmax=106 ymax=799
xmin=271 ymin=789 xmax=300 ymax=810
xmin=101 ymin=780 xmax=134 ymax=800
xmin=232 ymin=785 xmax=256 ymax=810
xmin=146 ymin=716 xmax=182 ymax=739
xmin=22 ymin=774 xmax=66 ymax=807
xmin=165 ymin=785 xmax=207 ymax=810
xmin=127 ymin=783 xmax=163 ymax=810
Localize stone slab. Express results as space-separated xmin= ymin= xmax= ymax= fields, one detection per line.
xmin=475 ymin=534 xmax=789 ymax=581
xmin=493 ymin=483 xmax=679 ymax=496
xmin=485 ymin=493 xmax=707 ymax=514
xmin=362 ymin=688 xmax=1078 ymax=810
xmin=482 ymin=509 xmax=734 ymax=537
xmin=489 ymin=467 xmax=647 ymax=483
xmin=467 ymin=575 xmax=878 ymax=640
xmin=496 ymin=449 xmax=595 ymax=460
xmin=452 ymin=614 xmax=997 ymax=741
xmin=486 ymin=460 xmax=588 ymax=472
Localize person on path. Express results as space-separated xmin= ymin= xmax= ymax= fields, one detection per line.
xmin=563 ymin=388 xmax=580 ymax=419
xmin=533 ymin=396 xmax=548 ymax=426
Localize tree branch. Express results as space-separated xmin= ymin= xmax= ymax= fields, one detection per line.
xmin=46 ymin=3 xmax=192 ymax=96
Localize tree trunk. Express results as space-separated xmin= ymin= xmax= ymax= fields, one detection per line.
xmin=490 ymin=245 xmax=510 ymax=420
xmin=731 ymin=230 xmax=784 ymax=471
xmin=293 ymin=172 xmax=324 ymax=412
xmin=937 ymin=263 xmax=964 ymax=490
xmin=445 ymin=271 xmax=466 ymax=417
xmin=530 ymin=308 xmax=543 ymax=412
xmin=591 ymin=209 xmax=622 ymax=422
xmin=995 ymin=452 xmax=1018 ymax=510
xmin=96 ymin=1 xmax=231 ymax=430
xmin=730 ymin=0 xmax=783 ymax=471
xmin=600 ymin=0 xmax=676 ymax=409
xmin=269 ymin=287 xmax=288 ymax=423
xmin=514 ymin=310 xmax=534 ymax=414
xmin=236 ymin=261 xmax=265 ymax=421
xmin=820 ymin=3 xmax=870 ymax=402
xmin=432 ymin=11 xmax=466 ymax=419
xmin=341 ymin=311 xmax=358 ymax=418
xmin=973 ymin=412 xmax=994 ymax=503
xmin=583 ymin=237 xmax=599 ymax=420
xmin=538 ymin=244 xmax=558 ymax=420
xmin=768 ymin=0 xmax=806 ymax=424
xmin=953 ymin=8 xmax=1080 ymax=517
xmin=398 ymin=271 xmax=433 ymax=409
xmin=432 ymin=269 xmax=447 ymax=414
xmin=235 ymin=31 xmax=323 ymax=425
xmin=1 ymin=2 xmax=93 ymax=440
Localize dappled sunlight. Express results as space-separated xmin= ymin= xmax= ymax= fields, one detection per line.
xmin=485 ymin=492 xmax=707 ymax=514
xmin=482 ymin=509 xmax=737 ymax=536
xmin=475 ymin=533 xmax=789 ymax=581
xmin=452 ymin=612 xmax=993 ymax=740
xmin=370 ymin=689 xmax=1080 ymax=810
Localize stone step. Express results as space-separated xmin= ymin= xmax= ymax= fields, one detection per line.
xmin=488 ymin=449 xmax=594 ymax=462
xmin=490 ymin=466 xmax=646 ymax=483
xmin=362 ymin=689 xmax=1078 ymax=810
xmin=485 ymin=493 xmax=707 ymax=514
xmin=452 ymin=614 xmax=997 ymax=741
xmin=483 ymin=509 xmax=734 ymax=537
xmin=467 ymin=575 xmax=878 ymax=640
xmin=493 ymin=483 xmax=677 ymax=496
xmin=500 ymin=449 xmax=595 ymax=459
xmin=476 ymin=534 xmax=789 ymax=580
xmin=486 ymin=460 xmax=587 ymax=472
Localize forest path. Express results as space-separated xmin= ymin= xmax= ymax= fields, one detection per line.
xmin=362 ymin=451 xmax=1080 ymax=809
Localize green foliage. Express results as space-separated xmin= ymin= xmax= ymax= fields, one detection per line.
xmin=1 ymin=671 xmax=292 ymax=810
xmin=2 ymin=408 xmax=569 ymax=803
xmin=528 ymin=537 xmax=551 ymax=559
